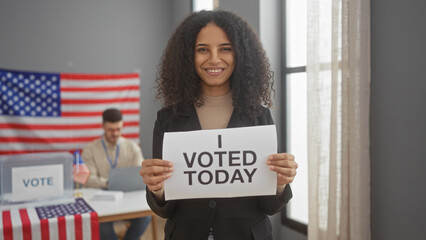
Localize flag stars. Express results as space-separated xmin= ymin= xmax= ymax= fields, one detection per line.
xmin=1 ymin=71 xmax=61 ymax=117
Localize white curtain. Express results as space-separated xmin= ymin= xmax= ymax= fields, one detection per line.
xmin=306 ymin=0 xmax=370 ymax=239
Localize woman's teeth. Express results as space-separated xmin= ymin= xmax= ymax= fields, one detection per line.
xmin=207 ymin=69 xmax=222 ymax=73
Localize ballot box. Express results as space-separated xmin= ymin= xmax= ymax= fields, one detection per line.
xmin=0 ymin=152 xmax=74 ymax=210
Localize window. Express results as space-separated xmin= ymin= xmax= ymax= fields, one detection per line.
xmin=281 ymin=0 xmax=308 ymax=234
xmin=192 ymin=0 xmax=219 ymax=12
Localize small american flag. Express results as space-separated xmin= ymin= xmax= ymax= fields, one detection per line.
xmin=0 ymin=198 xmax=99 ymax=240
xmin=73 ymin=150 xmax=90 ymax=184
xmin=0 ymin=69 xmax=140 ymax=155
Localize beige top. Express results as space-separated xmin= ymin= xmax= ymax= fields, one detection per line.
xmin=195 ymin=91 xmax=234 ymax=130
xmin=82 ymin=136 xmax=144 ymax=189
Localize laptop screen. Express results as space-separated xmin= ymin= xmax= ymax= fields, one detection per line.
xmin=107 ymin=166 xmax=146 ymax=192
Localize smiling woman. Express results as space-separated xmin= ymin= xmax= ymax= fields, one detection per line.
xmin=194 ymin=23 xmax=235 ymax=96
xmin=140 ymin=10 xmax=298 ymax=240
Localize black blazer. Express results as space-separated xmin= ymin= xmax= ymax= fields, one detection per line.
xmin=146 ymin=105 xmax=292 ymax=240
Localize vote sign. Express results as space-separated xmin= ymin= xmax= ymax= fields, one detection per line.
xmin=12 ymin=164 xmax=64 ymax=202
xmin=163 ymin=125 xmax=277 ymax=200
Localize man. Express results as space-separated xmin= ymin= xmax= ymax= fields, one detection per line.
xmin=82 ymin=108 xmax=150 ymax=240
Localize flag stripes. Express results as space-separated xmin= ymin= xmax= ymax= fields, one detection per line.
xmin=1 ymin=200 xmax=100 ymax=240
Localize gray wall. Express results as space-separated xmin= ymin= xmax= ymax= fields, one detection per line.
xmin=371 ymin=0 xmax=426 ymax=239
xmin=172 ymin=0 xmax=192 ymax=30
xmin=220 ymin=0 xmax=260 ymax=34
xmin=0 ymin=0 xmax=173 ymax=158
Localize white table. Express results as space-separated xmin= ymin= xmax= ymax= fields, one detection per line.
xmin=76 ymin=188 xmax=158 ymax=240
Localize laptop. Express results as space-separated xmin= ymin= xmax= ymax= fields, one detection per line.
xmin=107 ymin=166 xmax=146 ymax=192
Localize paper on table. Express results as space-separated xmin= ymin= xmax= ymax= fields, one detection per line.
xmin=93 ymin=190 xmax=123 ymax=201
xmin=163 ymin=125 xmax=278 ymax=201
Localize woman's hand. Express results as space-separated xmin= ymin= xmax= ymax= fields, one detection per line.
xmin=267 ymin=153 xmax=297 ymax=186
xmin=140 ymin=158 xmax=174 ymax=192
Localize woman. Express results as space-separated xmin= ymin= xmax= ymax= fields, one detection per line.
xmin=140 ymin=10 xmax=298 ymax=240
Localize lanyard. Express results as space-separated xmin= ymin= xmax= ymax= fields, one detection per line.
xmin=101 ymin=138 xmax=120 ymax=169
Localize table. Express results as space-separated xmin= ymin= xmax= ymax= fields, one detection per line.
xmin=76 ymin=188 xmax=158 ymax=240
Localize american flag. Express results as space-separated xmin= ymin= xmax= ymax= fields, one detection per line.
xmin=0 ymin=69 xmax=140 ymax=155
xmin=1 ymin=198 xmax=99 ymax=240
xmin=73 ymin=150 xmax=90 ymax=184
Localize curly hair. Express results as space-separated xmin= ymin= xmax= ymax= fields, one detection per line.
xmin=156 ymin=10 xmax=274 ymax=121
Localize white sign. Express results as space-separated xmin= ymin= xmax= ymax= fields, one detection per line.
xmin=12 ymin=164 xmax=64 ymax=202
xmin=163 ymin=125 xmax=277 ymax=200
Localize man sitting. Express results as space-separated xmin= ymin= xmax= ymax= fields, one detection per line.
xmin=82 ymin=108 xmax=150 ymax=240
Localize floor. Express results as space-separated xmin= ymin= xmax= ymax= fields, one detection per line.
xmin=140 ymin=216 xmax=166 ymax=240
xmin=114 ymin=216 xmax=166 ymax=240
